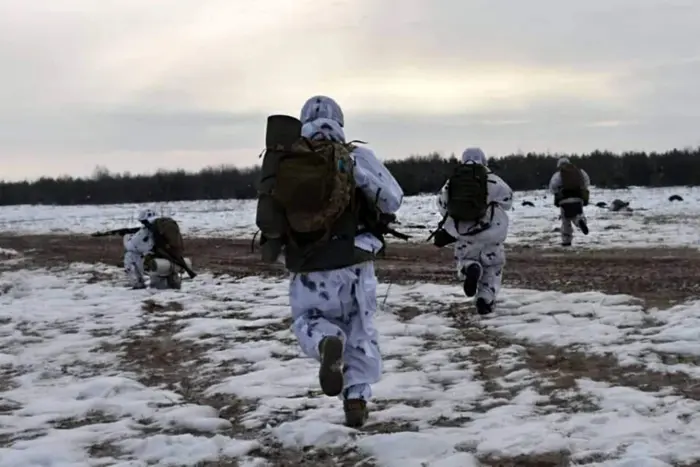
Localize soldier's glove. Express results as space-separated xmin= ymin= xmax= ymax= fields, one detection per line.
xmin=378 ymin=213 xmax=397 ymax=225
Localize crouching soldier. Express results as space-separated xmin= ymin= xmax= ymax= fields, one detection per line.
xmin=92 ymin=209 xmax=195 ymax=289
xmin=549 ymin=157 xmax=591 ymax=247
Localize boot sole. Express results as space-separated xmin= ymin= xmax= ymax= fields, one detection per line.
xmin=344 ymin=399 xmax=369 ymax=428
xmin=579 ymin=220 xmax=589 ymax=235
xmin=319 ymin=336 xmax=344 ymax=397
xmin=462 ymin=264 xmax=481 ymax=297
xmin=476 ymin=297 xmax=493 ymax=315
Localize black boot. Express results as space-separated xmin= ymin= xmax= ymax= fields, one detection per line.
xmin=578 ymin=218 xmax=589 ymax=235
xmin=318 ymin=336 xmax=344 ymax=397
xmin=344 ymin=399 xmax=369 ymax=428
xmin=166 ymin=273 xmax=182 ymax=290
xmin=476 ymin=297 xmax=493 ymax=315
xmin=461 ymin=263 xmax=482 ymax=297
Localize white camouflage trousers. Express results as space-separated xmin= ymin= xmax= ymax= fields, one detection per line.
xmin=289 ymin=261 xmax=381 ymax=401
xmin=560 ymin=199 xmax=586 ymax=244
xmin=124 ymin=250 xmax=147 ymax=288
xmin=124 ymin=250 xmax=177 ymax=289
xmin=123 ymin=228 xmax=155 ymax=289
xmin=454 ymin=239 xmax=505 ymax=304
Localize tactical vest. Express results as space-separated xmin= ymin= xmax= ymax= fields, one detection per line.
xmin=283 ymin=207 xmax=374 ymax=273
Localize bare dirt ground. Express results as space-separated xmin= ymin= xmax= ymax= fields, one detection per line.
xmin=3 ymin=233 xmax=700 ymax=466
xmin=2 ymin=233 xmax=699 ymax=308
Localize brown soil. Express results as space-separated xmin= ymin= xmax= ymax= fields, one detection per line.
xmin=1 ymin=233 xmax=698 ymax=308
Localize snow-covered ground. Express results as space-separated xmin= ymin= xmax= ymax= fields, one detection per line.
xmin=2 ymin=263 xmax=700 ymax=466
xmin=0 ymin=186 xmax=698 ymax=249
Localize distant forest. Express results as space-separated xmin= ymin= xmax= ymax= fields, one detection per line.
xmin=1 ymin=148 xmax=698 ymax=206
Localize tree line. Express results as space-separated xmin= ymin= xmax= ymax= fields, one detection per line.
xmin=1 ymin=148 xmax=698 ymax=206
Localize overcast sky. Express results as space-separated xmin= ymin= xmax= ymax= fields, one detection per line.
xmin=1 ymin=0 xmax=699 ymax=181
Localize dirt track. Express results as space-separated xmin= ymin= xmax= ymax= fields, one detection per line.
xmin=2 ymin=233 xmax=699 ymax=308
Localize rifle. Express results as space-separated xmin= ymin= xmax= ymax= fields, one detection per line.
xmin=355 ymin=189 xmax=412 ymax=244
xmin=144 ymin=223 xmax=197 ymax=279
xmin=375 ymin=213 xmax=411 ymax=241
xmin=357 ymin=211 xmax=412 ymax=258
xmin=153 ymin=245 xmax=197 ymax=279
xmin=91 ymin=227 xmax=140 ymax=237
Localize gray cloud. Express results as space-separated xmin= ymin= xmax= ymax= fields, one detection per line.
xmin=0 ymin=0 xmax=699 ymax=181
xmin=359 ymin=0 xmax=700 ymax=67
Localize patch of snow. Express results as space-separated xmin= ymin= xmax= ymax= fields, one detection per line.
xmin=0 ymin=268 xmax=258 ymax=467
xmin=485 ymin=288 xmax=700 ymax=378
xmin=0 ymin=247 xmax=18 ymax=257
xmin=3 ymin=267 xmax=700 ymax=465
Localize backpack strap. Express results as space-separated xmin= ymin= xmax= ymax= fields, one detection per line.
xmin=428 ymin=201 xmax=498 ymax=241
xmin=427 ymin=181 xmax=452 ymax=242
xmin=455 ymin=202 xmax=497 ymax=236
xmin=426 ymin=214 xmax=447 ymax=242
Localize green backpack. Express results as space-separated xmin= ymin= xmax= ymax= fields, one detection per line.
xmin=150 ymin=217 xmax=184 ymax=258
xmin=272 ymin=138 xmax=357 ymax=238
xmin=446 ymin=163 xmax=490 ymax=222
xmin=557 ymin=162 xmax=590 ymax=205
xmin=559 ymin=163 xmax=584 ymax=191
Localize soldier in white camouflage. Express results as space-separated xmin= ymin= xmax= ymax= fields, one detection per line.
xmin=549 ymin=157 xmax=591 ymax=246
